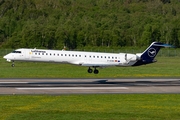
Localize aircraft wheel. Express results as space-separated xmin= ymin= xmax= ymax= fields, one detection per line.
xmin=11 ymin=61 xmax=15 ymax=67
xmin=94 ymin=69 xmax=99 ymax=74
xmin=88 ymin=68 xmax=93 ymax=73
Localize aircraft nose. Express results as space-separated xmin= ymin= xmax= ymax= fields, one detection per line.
xmin=3 ymin=54 xmax=12 ymax=62
xmin=3 ymin=54 xmax=11 ymax=59
xmin=3 ymin=55 xmax=7 ymax=59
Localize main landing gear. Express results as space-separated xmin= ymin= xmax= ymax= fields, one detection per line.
xmin=87 ymin=67 xmax=99 ymax=74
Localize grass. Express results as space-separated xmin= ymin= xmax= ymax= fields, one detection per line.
xmin=0 ymin=56 xmax=180 ymax=120
xmin=0 ymin=56 xmax=180 ymax=78
xmin=0 ymin=94 xmax=180 ymax=120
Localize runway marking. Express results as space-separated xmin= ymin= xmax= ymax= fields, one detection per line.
xmin=0 ymin=82 xmax=28 ymax=84
xmin=16 ymin=87 xmax=129 ymax=90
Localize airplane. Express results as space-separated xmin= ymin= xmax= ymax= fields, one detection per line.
xmin=3 ymin=42 xmax=173 ymax=74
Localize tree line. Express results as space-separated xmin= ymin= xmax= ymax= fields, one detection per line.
xmin=0 ymin=0 xmax=180 ymax=50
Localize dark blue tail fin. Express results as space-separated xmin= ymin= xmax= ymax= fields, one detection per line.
xmin=140 ymin=42 xmax=173 ymax=64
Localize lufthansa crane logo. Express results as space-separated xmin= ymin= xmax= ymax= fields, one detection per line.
xmin=148 ymin=48 xmax=156 ymax=57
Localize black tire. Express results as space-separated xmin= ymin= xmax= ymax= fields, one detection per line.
xmin=88 ymin=68 xmax=93 ymax=73
xmin=94 ymin=69 xmax=99 ymax=74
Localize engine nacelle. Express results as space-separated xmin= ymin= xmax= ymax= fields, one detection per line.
xmin=125 ymin=54 xmax=139 ymax=62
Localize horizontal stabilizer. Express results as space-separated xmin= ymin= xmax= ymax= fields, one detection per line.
xmin=152 ymin=42 xmax=174 ymax=48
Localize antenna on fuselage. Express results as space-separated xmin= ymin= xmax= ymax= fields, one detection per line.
xmin=62 ymin=46 xmax=66 ymax=51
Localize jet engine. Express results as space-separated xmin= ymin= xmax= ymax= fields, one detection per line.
xmin=125 ymin=54 xmax=140 ymax=62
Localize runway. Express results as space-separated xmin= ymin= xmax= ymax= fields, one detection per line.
xmin=0 ymin=78 xmax=180 ymax=94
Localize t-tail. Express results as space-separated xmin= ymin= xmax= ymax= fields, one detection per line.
xmin=134 ymin=42 xmax=174 ymax=66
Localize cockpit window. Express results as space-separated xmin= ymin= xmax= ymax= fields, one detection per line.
xmin=12 ymin=51 xmax=21 ymax=53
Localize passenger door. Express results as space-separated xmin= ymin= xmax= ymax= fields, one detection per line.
xmin=25 ymin=49 xmax=30 ymax=59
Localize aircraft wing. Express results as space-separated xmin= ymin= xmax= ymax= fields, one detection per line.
xmin=70 ymin=61 xmax=117 ymax=67
xmin=81 ymin=62 xmax=117 ymax=67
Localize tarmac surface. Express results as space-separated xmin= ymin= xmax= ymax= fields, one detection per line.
xmin=0 ymin=78 xmax=180 ymax=94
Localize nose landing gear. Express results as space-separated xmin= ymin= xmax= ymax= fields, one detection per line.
xmin=11 ymin=61 xmax=15 ymax=67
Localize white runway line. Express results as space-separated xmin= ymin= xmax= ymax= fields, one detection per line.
xmin=16 ymin=87 xmax=129 ymax=90
xmin=0 ymin=82 xmax=28 ymax=84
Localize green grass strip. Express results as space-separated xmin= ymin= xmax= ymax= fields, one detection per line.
xmin=0 ymin=94 xmax=180 ymax=120
xmin=1 ymin=56 xmax=180 ymax=78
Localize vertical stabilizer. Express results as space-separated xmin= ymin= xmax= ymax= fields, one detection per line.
xmin=133 ymin=42 xmax=173 ymax=66
xmin=140 ymin=42 xmax=173 ymax=63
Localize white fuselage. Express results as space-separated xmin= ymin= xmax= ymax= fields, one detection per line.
xmin=3 ymin=48 xmax=140 ymax=67
xmin=3 ymin=42 xmax=173 ymax=74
